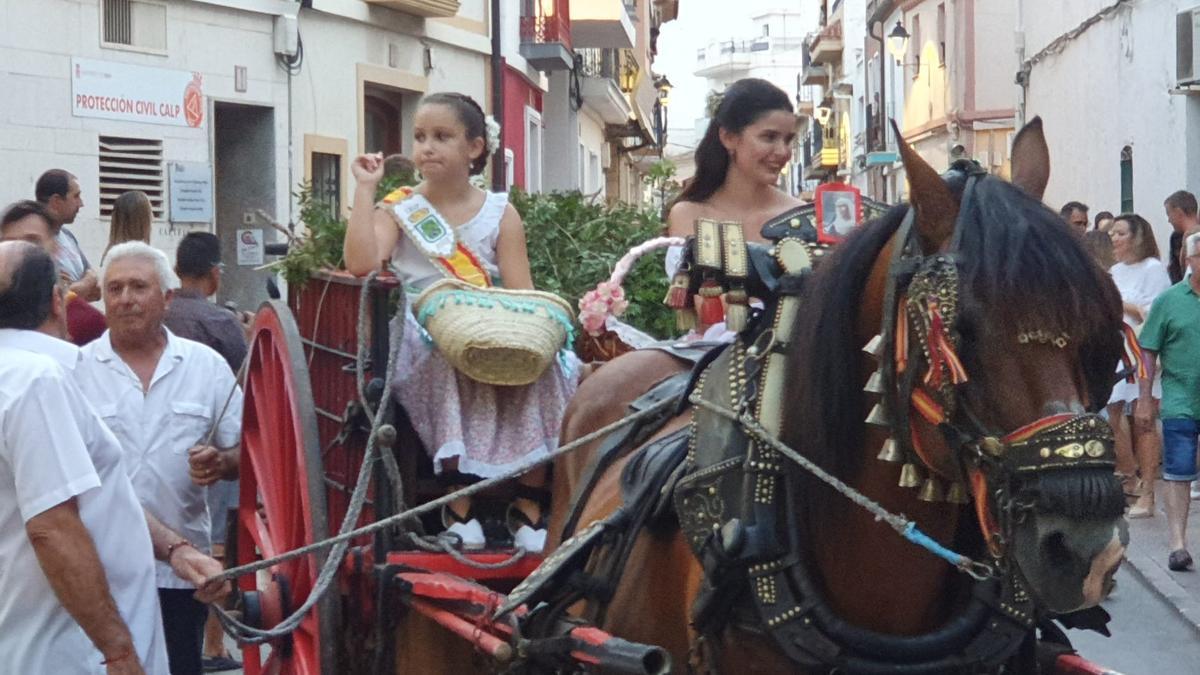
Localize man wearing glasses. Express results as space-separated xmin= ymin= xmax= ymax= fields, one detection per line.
xmin=1137 ymin=233 xmax=1200 ymax=572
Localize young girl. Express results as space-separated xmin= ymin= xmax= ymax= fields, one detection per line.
xmin=344 ymin=92 xmax=577 ymax=552
xmin=665 ymin=78 xmax=805 ymax=340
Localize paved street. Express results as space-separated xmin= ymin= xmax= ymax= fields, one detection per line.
xmin=1071 ymin=483 xmax=1200 ymax=675
xmin=1070 ymin=567 xmax=1200 ymax=674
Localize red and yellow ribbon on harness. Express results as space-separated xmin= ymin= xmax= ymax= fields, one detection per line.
xmin=382 ymin=186 xmax=492 ymax=288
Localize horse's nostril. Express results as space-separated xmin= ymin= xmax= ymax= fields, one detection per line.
xmin=1041 ymin=531 xmax=1074 ymax=568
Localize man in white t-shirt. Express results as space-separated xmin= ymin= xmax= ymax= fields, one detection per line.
xmin=75 ymin=242 xmax=242 ymax=675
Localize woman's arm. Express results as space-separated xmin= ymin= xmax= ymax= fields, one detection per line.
xmin=343 ymin=154 xmax=400 ymax=276
xmin=1122 ymin=301 xmax=1145 ymax=323
xmin=495 ymin=203 xmax=533 ymax=290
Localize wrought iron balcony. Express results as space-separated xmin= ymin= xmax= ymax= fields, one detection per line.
xmin=520 ymin=4 xmax=573 ymax=71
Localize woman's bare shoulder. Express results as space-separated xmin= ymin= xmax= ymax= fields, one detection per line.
xmin=666 ymin=200 xmax=706 ymax=236
xmin=776 ymin=191 xmax=806 ymax=210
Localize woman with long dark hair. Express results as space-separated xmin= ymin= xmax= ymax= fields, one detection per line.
xmin=665 ymin=78 xmax=803 ymax=337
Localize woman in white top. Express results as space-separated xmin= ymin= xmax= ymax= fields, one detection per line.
xmin=1107 ymin=213 xmax=1172 ymax=517
xmin=344 ymin=93 xmax=577 ymax=552
xmin=664 ymin=78 xmax=805 ymax=339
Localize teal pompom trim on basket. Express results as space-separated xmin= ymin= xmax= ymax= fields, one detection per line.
xmin=415 ymin=288 xmax=577 ymax=357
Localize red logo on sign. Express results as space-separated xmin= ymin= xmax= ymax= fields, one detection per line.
xmin=183 ymin=73 xmax=204 ymax=128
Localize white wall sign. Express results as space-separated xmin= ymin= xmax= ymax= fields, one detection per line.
xmin=168 ymin=162 xmax=213 ymax=223
xmin=237 ymin=229 xmax=265 ymax=266
xmin=72 ymin=57 xmax=206 ymax=128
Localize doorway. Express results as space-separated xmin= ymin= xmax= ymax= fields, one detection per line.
xmin=213 ymin=102 xmax=276 ymax=313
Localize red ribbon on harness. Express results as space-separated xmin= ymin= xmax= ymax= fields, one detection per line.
xmin=1119 ymin=322 xmax=1146 ymax=384
xmin=923 ymin=299 xmax=969 ymax=388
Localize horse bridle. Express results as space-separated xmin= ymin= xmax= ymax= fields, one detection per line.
xmin=872 ymin=163 xmax=1118 ymax=561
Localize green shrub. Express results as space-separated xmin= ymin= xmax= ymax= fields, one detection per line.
xmin=513 ymin=189 xmax=675 ymax=339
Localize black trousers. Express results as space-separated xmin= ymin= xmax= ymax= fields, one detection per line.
xmin=159 ymin=588 xmax=208 ymax=675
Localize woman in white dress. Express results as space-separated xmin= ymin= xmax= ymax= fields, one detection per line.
xmin=1107 ymin=213 xmax=1172 ymax=517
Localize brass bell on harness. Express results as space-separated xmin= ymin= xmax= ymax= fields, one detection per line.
xmin=876 ymin=437 xmax=903 ymax=463
xmin=865 ymin=403 xmax=890 ymax=427
xmin=862 ymin=334 xmax=884 ymax=359
xmin=863 ymin=369 xmax=886 ymax=394
xmin=917 ymin=477 xmax=946 ymax=502
xmin=898 ymin=462 xmax=923 ymax=488
xmin=946 ymin=481 xmax=970 ymax=505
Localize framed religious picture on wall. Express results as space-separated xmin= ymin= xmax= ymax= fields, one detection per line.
xmin=814 ymin=182 xmax=863 ymax=243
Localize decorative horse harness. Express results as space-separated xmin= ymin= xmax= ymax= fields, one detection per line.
xmin=504 ymin=165 xmax=1119 ymax=673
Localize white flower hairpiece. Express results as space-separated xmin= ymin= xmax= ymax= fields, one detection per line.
xmin=485 ymin=116 xmax=502 ymax=155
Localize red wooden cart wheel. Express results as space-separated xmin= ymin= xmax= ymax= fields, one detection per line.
xmin=236 ymin=300 xmax=337 ymax=675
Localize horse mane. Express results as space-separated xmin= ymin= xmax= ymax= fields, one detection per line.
xmin=781 ymin=176 xmax=1124 ymax=532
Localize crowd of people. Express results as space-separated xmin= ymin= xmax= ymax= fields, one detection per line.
xmin=1 ymin=171 xmax=248 ymax=673
xmin=1067 ymin=194 xmax=1200 ymax=571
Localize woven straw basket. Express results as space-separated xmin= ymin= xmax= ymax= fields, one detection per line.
xmin=414 ymin=278 xmax=575 ymax=386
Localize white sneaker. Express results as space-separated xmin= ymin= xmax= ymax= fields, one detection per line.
xmin=1191 ymin=483 xmax=1200 ymax=501
xmin=445 ymin=518 xmax=486 ymax=550
xmin=512 ymin=524 xmax=547 ymax=553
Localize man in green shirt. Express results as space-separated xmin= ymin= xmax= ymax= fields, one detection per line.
xmin=1137 ymin=232 xmax=1200 ymax=571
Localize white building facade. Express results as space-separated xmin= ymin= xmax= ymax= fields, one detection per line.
xmin=693 ymin=8 xmax=816 ymax=195
xmin=1022 ymin=0 xmax=1200 ymax=252
xmin=0 ymin=0 xmax=491 ymax=310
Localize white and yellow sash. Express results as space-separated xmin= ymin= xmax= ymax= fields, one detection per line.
xmin=381 ymin=186 xmax=492 ymax=288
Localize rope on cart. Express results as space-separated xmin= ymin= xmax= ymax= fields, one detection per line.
xmin=402 ymin=532 xmax=529 ymax=569
xmin=210 ymin=395 xmax=674 ymax=588
xmin=207 ymin=270 xmax=676 ymax=641
xmin=213 ymin=271 xmax=407 ymax=643
xmin=212 ymin=395 xmax=674 ymax=640
xmin=354 ymin=276 xmax=410 ymax=521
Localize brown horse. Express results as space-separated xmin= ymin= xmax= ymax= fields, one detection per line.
xmin=545 ymin=119 xmax=1128 ymax=673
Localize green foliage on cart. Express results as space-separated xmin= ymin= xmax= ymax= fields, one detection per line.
xmin=278 ymin=174 xmax=413 ymax=287
xmin=512 ymin=189 xmax=675 ymax=340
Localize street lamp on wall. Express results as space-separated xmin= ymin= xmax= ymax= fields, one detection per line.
xmin=654 ymin=75 xmax=672 ymax=156
xmin=656 ymin=76 xmax=672 ymax=107
xmin=887 ymin=21 xmax=910 ymax=61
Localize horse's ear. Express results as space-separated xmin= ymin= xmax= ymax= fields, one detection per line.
xmin=1009 ymin=116 xmax=1050 ymax=201
xmin=892 ymin=120 xmax=957 ymax=252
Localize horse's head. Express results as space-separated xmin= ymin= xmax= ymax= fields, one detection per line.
xmin=865 ymin=118 xmax=1127 ymax=614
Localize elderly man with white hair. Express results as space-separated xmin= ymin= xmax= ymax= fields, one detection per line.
xmin=74 ymin=242 xmax=243 ymax=675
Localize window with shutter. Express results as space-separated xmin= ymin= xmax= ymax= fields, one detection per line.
xmin=98 ymin=136 xmax=165 ymax=220
xmin=101 ymin=0 xmax=167 ymax=54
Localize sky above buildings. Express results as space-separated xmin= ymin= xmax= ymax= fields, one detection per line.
xmin=656 ymin=0 xmax=778 ymax=148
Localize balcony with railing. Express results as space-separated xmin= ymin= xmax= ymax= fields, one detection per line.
xmin=520 ymin=0 xmax=573 ymax=71
xmin=694 ymin=34 xmax=805 ymax=77
xmin=570 ymin=0 xmax=636 ymax=48
xmin=363 ymin=0 xmax=460 ymax=17
xmin=577 ymin=47 xmax=637 ymax=124
xmin=808 ymin=20 xmax=843 ymax=65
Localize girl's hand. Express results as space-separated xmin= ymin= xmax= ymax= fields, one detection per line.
xmin=351 ymin=153 xmax=385 ymax=186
